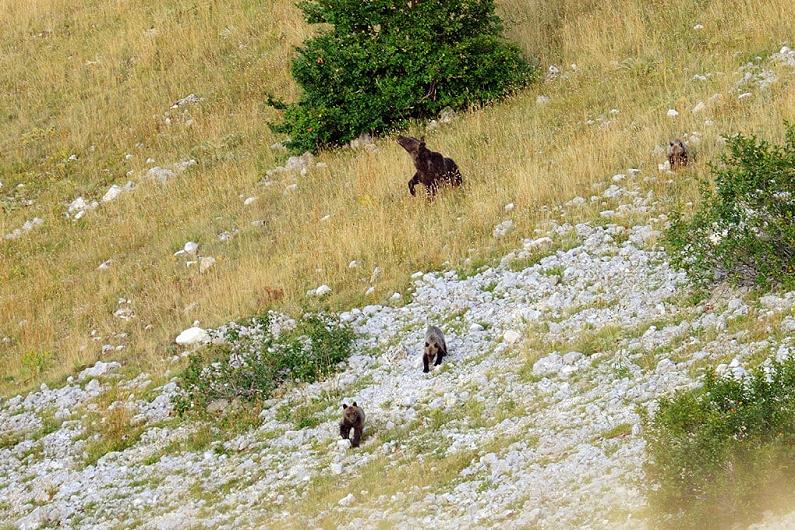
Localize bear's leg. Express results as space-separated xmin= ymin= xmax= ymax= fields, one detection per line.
xmin=423 ymin=354 xmax=430 ymax=373
xmin=340 ymin=422 xmax=351 ymax=440
xmin=434 ymin=351 xmax=443 ymax=366
xmin=408 ymin=173 xmax=420 ymax=196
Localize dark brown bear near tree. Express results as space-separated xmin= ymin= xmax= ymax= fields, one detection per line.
xmin=339 ymin=402 xmax=365 ymax=448
xmin=396 ymin=135 xmax=463 ymax=198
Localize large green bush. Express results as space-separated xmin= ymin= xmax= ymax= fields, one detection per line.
xmin=643 ymin=358 xmax=795 ymax=528
xmin=269 ymin=0 xmax=538 ymax=153
xmin=172 ymin=312 xmax=355 ymax=415
xmin=667 ymin=124 xmax=795 ymax=288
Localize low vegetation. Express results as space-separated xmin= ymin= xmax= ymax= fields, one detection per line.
xmin=643 ymin=358 xmax=795 ymax=528
xmin=667 ymin=123 xmax=795 ymax=288
xmin=171 ymin=312 xmax=355 ymax=415
xmin=82 ymin=405 xmax=145 ymax=466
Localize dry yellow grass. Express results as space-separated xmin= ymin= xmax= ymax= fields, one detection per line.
xmin=1 ymin=0 xmax=794 ymax=394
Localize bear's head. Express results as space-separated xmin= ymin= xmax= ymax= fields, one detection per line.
xmin=396 ymin=135 xmax=426 ymax=156
xmin=342 ymin=402 xmax=359 ymax=424
xmin=425 ymin=337 xmax=442 ymax=358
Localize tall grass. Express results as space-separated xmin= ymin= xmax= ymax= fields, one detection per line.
xmin=1 ymin=0 xmax=794 ymax=394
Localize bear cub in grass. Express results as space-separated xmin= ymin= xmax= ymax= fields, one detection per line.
xmin=423 ymin=325 xmax=448 ymax=373
xmin=668 ymin=139 xmax=689 ymax=169
xmin=339 ymin=402 xmax=365 ymax=448
xmin=397 ymin=135 xmax=463 ymax=198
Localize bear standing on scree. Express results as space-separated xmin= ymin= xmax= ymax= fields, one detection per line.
xmin=423 ymin=325 xmax=448 ymax=373
xmin=339 ymin=402 xmax=365 ymax=448
xmin=396 ymin=135 xmax=463 ymax=198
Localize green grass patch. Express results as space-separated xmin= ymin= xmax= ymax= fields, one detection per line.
xmin=600 ymin=423 xmax=632 ymax=440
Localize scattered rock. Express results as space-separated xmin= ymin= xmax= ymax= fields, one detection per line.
xmin=4 ymin=217 xmax=43 ymax=240
xmin=78 ymin=360 xmax=122 ymax=381
xmin=349 ymin=133 xmax=378 ymax=152
xmin=145 ymin=166 xmax=176 ymax=183
xmin=172 ymin=94 xmax=202 ymax=108
xmin=308 ymin=284 xmax=332 ymax=298
xmin=101 ymin=181 xmax=135 ymax=203
xmin=438 ymin=106 xmax=456 ymax=124
xmin=503 ymin=330 xmax=522 ymax=345
xmin=66 ymin=197 xmax=98 ymax=220
xmin=199 ymin=256 xmax=216 ymax=273
xmin=145 ymin=160 xmax=196 ymax=183
xmin=267 ymin=153 xmax=315 ymax=177
xmin=493 ymin=220 xmax=514 ymax=238
xmin=338 ymin=493 xmax=356 ymax=507
xmin=175 ymin=327 xmax=210 ymax=345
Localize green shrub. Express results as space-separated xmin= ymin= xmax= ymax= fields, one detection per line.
xmin=667 ymin=123 xmax=795 ymax=288
xmin=643 ymin=358 xmax=795 ymax=528
xmin=20 ymin=350 xmax=51 ymax=381
xmin=171 ymin=312 xmax=356 ymax=415
xmin=269 ymin=0 xmax=538 ymax=153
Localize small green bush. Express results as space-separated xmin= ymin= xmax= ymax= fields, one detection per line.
xmin=172 ymin=312 xmax=355 ymax=415
xmin=269 ymin=0 xmax=538 ymax=153
xmin=667 ymin=123 xmax=795 ymax=288
xmin=643 ymin=358 xmax=795 ymax=528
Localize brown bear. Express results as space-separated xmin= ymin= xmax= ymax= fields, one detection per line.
xmin=668 ymin=139 xmax=689 ymax=169
xmin=339 ymin=402 xmax=365 ymax=448
xmin=396 ymin=135 xmax=463 ymax=198
xmin=423 ymin=325 xmax=448 ymax=373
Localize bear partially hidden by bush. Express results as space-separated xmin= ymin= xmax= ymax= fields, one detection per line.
xmin=339 ymin=402 xmax=365 ymax=448
xmin=397 ymin=135 xmax=463 ymax=198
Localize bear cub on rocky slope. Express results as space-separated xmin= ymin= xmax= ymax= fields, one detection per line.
xmin=423 ymin=325 xmax=448 ymax=373
xmin=339 ymin=402 xmax=365 ymax=448
xmin=397 ymin=135 xmax=463 ymax=198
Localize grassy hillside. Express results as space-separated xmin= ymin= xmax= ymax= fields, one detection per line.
xmin=1 ymin=0 xmax=794 ymax=394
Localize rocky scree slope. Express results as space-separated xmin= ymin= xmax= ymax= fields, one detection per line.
xmin=1 ymin=174 xmax=794 ymax=529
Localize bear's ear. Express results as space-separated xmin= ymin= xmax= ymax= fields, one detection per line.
xmin=342 ymin=403 xmax=348 ymax=409
xmin=352 ymin=401 xmax=358 ymax=407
